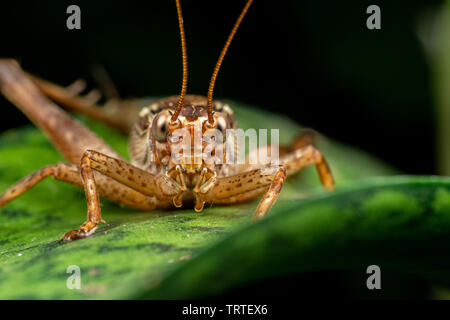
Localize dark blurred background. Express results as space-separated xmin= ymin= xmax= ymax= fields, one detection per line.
xmin=0 ymin=0 xmax=442 ymax=175
xmin=0 ymin=0 xmax=445 ymax=299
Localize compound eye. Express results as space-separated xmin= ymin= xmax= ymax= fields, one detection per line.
xmin=134 ymin=107 xmax=152 ymax=136
xmin=151 ymin=111 xmax=170 ymax=142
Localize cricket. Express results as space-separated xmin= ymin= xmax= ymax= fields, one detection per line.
xmin=0 ymin=0 xmax=334 ymax=242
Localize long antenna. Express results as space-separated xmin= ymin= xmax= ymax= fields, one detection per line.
xmin=171 ymin=0 xmax=188 ymax=123
xmin=206 ymin=0 xmax=253 ymax=125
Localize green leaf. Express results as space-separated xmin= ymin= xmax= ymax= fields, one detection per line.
xmin=419 ymin=1 xmax=450 ymax=175
xmin=0 ymin=99 xmax=405 ymax=299
xmin=123 ymin=176 xmax=450 ymax=299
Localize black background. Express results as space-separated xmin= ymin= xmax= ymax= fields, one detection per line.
xmin=0 ymin=0 xmax=445 ymax=299
xmin=0 ymin=0 xmax=441 ymax=174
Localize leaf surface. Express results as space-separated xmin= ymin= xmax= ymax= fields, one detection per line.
xmin=0 ymin=100 xmax=404 ymax=299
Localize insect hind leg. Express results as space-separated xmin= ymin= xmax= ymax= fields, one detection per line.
xmin=0 ymin=163 xmax=81 ymax=208
xmin=28 ymin=71 xmax=139 ymax=134
xmin=0 ymin=59 xmax=122 ymax=164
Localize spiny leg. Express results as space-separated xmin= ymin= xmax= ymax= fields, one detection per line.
xmin=281 ymin=130 xmax=334 ymax=189
xmin=0 ymin=162 xmax=173 ymax=211
xmin=0 ymin=165 xmax=62 ymax=207
xmin=228 ymin=129 xmax=319 ymax=175
xmin=192 ymin=167 xmax=217 ymax=212
xmin=247 ymin=143 xmax=334 ymax=190
xmin=28 ymin=73 xmax=139 ymax=134
xmin=60 ymin=150 xmax=181 ymax=241
xmin=0 ymin=59 xmax=121 ymax=164
xmin=0 ymin=162 xmax=172 ymax=240
xmin=80 ymin=150 xmax=180 ymax=200
xmin=238 ymin=130 xmax=333 ymax=189
xmin=253 ymin=166 xmax=286 ymax=221
xmin=201 ymin=144 xmax=334 ymax=220
xmin=0 ymin=60 xmax=175 ymax=241
xmin=280 ymin=145 xmax=334 ymax=190
xmin=90 ymin=64 xmax=120 ymax=102
xmin=65 ymin=79 xmax=87 ymax=96
xmin=274 ymin=129 xmax=317 ymax=158
xmin=61 ymin=149 xmax=190 ymax=240
xmin=270 ymin=130 xmax=334 ymax=189
xmin=198 ymin=165 xmax=286 ymax=220
xmin=288 ymin=129 xmax=317 ymax=152
xmin=61 ymin=152 xmax=104 ymax=241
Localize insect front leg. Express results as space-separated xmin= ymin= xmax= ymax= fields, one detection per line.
xmin=286 ymin=129 xmax=317 ymax=152
xmin=192 ymin=167 xmax=217 ymax=212
xmin=0 ymin=161 xmax=173 ymax=241
xmin=60 ymin=150 xmax=180 ymax=241
xmin=242 ymin=131 xmax=334 ymax=190
xmin=197 ymin=166 xmax=286 ymax=221
xmin=60 ymin=152 xmax=104 ymax=241
xmin=280 ymin=144 xmax=334 ymax=190
xmin=200 ymin=144 xmax=334 ymax=220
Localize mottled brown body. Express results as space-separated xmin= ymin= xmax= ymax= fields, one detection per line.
xmin=0 ymin=60 xmax=334 ymax=241
xmin=0 ymin=0 xmax=334 ymax=242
